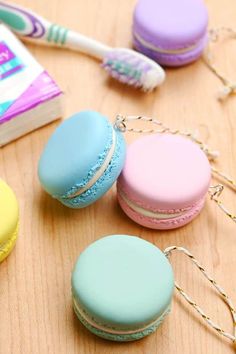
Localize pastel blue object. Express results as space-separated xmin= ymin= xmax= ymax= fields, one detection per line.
xmin=38 ymin=111 xmax=126 ymax=208
xmin=72 ymin=235 xmax=174 ymax=341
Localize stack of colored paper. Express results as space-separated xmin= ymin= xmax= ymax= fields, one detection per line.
xmin=0 ymin=24 xmax=62 ymax=146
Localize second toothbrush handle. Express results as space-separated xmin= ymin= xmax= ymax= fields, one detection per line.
xmin=0 ymin=1 xmax=110 ymax=59
xmin=43 ymin=25 xmax=111 ymax=60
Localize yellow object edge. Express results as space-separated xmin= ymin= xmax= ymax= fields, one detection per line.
xmin=0 ymin=221 xmax=19 ymax=263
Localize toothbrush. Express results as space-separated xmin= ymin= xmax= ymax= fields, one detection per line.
xmin=0 ymin=2 xmax=165 ymax=91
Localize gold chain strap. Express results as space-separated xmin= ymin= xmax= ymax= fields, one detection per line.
xmin=114 ymin=115 xmax=236 ymax=224
xmin=203 ymin=27 xmax=236 ymax=100
xmin=164 ymin=246 xmax=236 ymax=344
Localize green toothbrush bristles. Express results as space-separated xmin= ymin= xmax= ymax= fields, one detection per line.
xmin=103 ymin=49 xmax=165 ymax=90
xmin=105 ymin=59 xmax=142 ymax=81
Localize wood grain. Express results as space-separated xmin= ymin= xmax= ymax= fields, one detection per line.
xmin=0 ymin=0 xmax=236 ymax=353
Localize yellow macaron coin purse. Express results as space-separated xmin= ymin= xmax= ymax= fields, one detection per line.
xmin=0 ymin=179 xmax=19 ymax=262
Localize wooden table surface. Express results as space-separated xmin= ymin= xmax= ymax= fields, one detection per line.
xmin=1 ymin=0 xmax=236 ymax=353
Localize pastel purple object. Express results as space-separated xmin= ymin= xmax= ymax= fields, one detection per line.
xmin=0 ymin=71 xmax=61 ymax=124
xmin=117 ymin=134 xmax=211 ymax=230
xmin=132 ymin=0 xmax=209 ymax=67
xmin=103 ymin=50 xmax=153 ymax=87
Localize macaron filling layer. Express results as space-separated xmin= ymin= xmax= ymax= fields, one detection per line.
xmin=118 ymin=189 xmax=187 ymax=219
xmin=73 ymin=296 xmax=171 ymax=336
xmin=67 ymin=128 xmax=117 ymax=199
xmin=118 ymin=187 xmax=203 ymax=221
xmin=133 ymin=31 xmax=207 ymax=55
xmin=59 ymin=131 xmax=125 ymax=208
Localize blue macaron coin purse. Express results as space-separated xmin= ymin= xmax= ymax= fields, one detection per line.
xmin=38 ymin=111 xmax=126 ymax=208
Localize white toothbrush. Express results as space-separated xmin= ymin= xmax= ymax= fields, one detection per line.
xmin=0 ymin=2 xmax=166 ymax=91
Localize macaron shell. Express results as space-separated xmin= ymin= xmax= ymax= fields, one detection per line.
xmin=117 ymin=191 xmax=205 ymax=230
xmin=38 ymin=111 xmax=115 ymax=197
xmin=118 ymin=134 xmax=211 ymax=211
xmin=72 ymin=235 xmax=174 ymax=329
xmin=0 ymin=179 xmax=19 ymax=246
xmin=0 ymin=223 xmax=18 ymax=262
xmin=133 ymin=0 xmax=208 ymax=50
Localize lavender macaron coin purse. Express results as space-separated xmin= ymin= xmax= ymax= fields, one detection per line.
xmin=133 ymin=0 xmax=209 ymax=66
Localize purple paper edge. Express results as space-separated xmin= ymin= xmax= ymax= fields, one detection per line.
xmin=0 ymin=73 xmax=62 ymax=124
xmin=1 ymin=64 xmax=24 ymax=79
xmin=1 ymin=91 xmax=62 ymax=124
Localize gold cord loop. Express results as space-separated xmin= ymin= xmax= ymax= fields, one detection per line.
xmin=115 ymin=114 xmax=218 ymax=160
xmin=164 ymin=246 xmax=236 ymax=344
xmin=209 ymin=184 xmax=236 ymax=222
xmin=114 ymin=114 xmax=236 ymax=224
xmin=209 ymin=184 xmax=224 ymax=200
xmin=204 ymin=27 xmax=236 ymax=100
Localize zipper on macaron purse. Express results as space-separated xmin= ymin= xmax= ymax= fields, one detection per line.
xmin=114 ymin=114 xmax=236 ymax=229
xmin=72 ymin=234 xmax=236 ymax=347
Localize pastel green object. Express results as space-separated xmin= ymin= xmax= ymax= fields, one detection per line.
xmin=0 ymin=9 xmax=26 ymax=31
xmin=72 ymin=235 xmax=174 ymax=341
xmin=47 ymin=24 xmax=68 ymax=45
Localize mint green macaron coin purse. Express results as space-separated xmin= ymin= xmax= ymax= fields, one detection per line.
xmin=72 ymin=235 xmax=236 ymax=344
xmin=72 ymin=235 xmax=174 ymax=341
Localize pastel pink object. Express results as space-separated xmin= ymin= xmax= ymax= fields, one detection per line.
xmin=117 ymin=134 xmax=211 ymax=230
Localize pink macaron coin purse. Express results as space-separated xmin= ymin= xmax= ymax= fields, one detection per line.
xmin=132 ymin=0 xmax=209 ymax=67
xmin=117 ymin=133 xmax=211 ymax=230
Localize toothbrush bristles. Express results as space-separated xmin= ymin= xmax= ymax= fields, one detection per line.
xmin=102 ymin=48 xmax=165 ymax=91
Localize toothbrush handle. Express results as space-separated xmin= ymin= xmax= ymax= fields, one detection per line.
xmin=0 ymin=2 xmax=110 ymax=59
